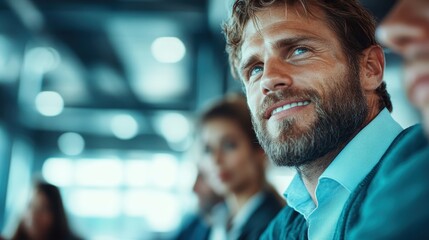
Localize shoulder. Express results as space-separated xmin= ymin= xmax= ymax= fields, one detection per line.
xmin=257 ymin=191 xmax=285 ymax=216
xmin=349 ymin=126 xmax=429 ymax=239
xmin=334 ymin=125 xmax=428 ymax=239
xmin=175 ymin=215 xmax=209 ymax=240
xmin=378 ymin=124 xmax=428 ymax=174
xmin=366 ymin=124 xmax=428 ymax=199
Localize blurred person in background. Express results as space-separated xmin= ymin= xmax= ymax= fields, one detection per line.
xmin=198 ymin=93 xmax=285 ymax=240
xmin=174 ymin=161 xmax=226 ymax=240
xmin=11 ymin=180 xmax=81 ymax=240
xmin=348 ymin=0 xmax=429 ymax=239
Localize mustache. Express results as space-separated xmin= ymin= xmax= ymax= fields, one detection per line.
xmin=257 ymin=88 xmax=320 ymax=119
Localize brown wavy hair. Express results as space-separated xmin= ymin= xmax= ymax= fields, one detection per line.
xmin=223 ymin=0 xmax=392 ymax=112
xmin=199 ymin=93 xmax=262 ymax=149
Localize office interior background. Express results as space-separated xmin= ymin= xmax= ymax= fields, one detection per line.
xmin=0 ymin=0 xmax=420 ymax=239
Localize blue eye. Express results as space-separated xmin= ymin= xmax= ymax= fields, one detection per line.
xmin=250 ymin=66 xmax=263 ymax=77
xmin=292 ymin=47 xmax=309 ymax=56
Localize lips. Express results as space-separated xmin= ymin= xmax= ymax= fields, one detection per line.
xmin=218 ymin=171 xmax=231 ymax=182
xmin=264 ymin=99 xmax=311 ymax=119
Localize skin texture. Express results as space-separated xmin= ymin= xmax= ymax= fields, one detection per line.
xmin=24 ymin=191 xmax=54 ymax=240
xmin=201 ymin=117 xmax=266 ymax=211
xmin=238 ymin=3 xmax=385 ymax=202
xmin=377 ymin=0 xmax=429 ymax=134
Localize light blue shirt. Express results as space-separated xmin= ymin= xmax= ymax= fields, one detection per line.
xmin=284 ymin=109 xmax=403 ymax=240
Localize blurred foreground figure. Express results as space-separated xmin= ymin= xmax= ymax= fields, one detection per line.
xmin=198 ymin=94 xmax=284 ymax=240
xmin=11 ymin=180 xmax=81 ymax=240
xmin=175 ymin=163 xmax=226 ymax=240
xmin=377 ymin=0 xmax=429 ymax=134
xmin=349 ymin=0 xmax=429 ymax=239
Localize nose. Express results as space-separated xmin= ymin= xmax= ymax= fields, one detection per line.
xmin=377 ymin=0 xmax=429 ymax=56
xmin=261 ymin=58 xmax=292 ymax=95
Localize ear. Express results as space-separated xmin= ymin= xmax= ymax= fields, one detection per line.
xmin=359 ymin=45 xmax=385 ymax=91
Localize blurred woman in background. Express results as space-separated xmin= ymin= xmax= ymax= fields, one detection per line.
xmin=11 ymin=180 xmax=80 ymax=240
xmin=198 ymin=93 xmax=285 ymax=240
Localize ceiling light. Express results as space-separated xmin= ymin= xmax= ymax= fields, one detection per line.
xmin=35 ymin=91 xmax=64 ymax=117
xmin=110 ymin=114 xmax=139 ymax=140
xmin=155 ymin=112 xmax=191 ymax=144
xmin=58 ymin=132 xmax=85 ymax=156
xmin=151 ymin=37 xmax=186 ymax=63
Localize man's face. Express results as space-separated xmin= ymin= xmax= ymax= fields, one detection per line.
xmin=377 ymin=0 xmax=429 ymax=134
xmin=239 ymin=4 xmax=368 ymax=167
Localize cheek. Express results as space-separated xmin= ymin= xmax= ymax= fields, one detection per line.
xmin=224 ymin=148 xmax=256 ymax=180
xmin=224 ymin=148 xmax=249 ymax=168
xmin=246 ymin=85 xmax=259 ymax=113
xmin=238 ymin=158 xmax=260 ymax=183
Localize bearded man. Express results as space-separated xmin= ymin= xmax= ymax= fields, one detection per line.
xmin=222 ymin=0 xmax=418 ymax=239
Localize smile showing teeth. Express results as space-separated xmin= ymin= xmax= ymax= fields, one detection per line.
xmin=272 ymin=101 xmax=310 ymax=115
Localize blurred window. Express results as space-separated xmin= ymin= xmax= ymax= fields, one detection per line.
xmin=42 ymin=153 xmax=192 ymax=239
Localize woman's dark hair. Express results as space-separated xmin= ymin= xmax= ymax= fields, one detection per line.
xmin=11 ymin=180 xmax=76 ymax=240
xmin=199 ymin=93 xmax=262 ymax=149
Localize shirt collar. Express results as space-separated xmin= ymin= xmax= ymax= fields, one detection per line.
xmin=320 ymin=108 xmax=403 ymax=192
xmin=285 ymin=109 xmax=402 ymax=213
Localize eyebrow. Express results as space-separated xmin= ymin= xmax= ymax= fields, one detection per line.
xmin=273 ymin=36 xmax=316 ymax=50
xmin=239 ymin=36 xmax=324 ymax=75
xmin=239 ymin=55 xmax=261 ymax=78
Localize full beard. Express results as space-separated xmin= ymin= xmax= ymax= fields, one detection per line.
xmin=252 ymin=67 xmax=368 ymax=167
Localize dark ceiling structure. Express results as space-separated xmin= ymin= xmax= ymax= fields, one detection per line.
xmin=0 ymin=0 xmax=403 ymax=160
xmin=0 ymin=0 xmax=236 ymax=160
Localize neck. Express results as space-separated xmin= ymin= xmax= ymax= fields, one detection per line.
xmin=296 ymin=148 xmax=343 ymax=204
xmin=297 ymin=105 xmax=382 ymax=204
xmin=229 ymin=180 xmax=265 ymax=216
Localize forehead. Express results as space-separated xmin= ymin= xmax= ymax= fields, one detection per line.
xmin=203 ymin=117 xmax=232 ymax=131
xmin=202 ymin=118 xmax=243 ymax=140
xmin=240 ymin=4 xmax=334 ymax=54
